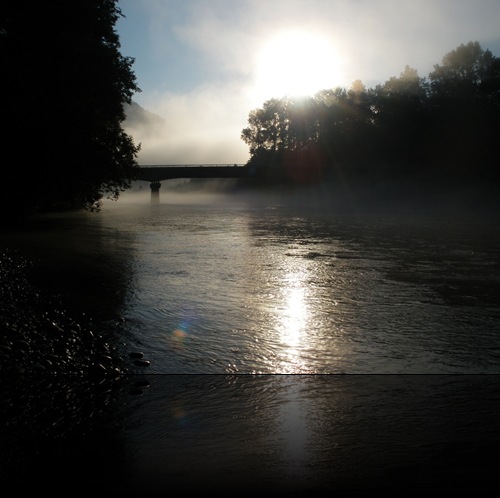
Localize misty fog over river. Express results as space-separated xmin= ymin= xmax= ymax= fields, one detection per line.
xmin=3 ymin=183 xmax=500 ymax=374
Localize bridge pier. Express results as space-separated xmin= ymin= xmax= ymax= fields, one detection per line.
xmin=150 ymin=181 xmax=161 ymax=203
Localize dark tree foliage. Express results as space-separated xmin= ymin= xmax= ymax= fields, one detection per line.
xmin=427 ymin=42 xmax=500 ymax=181
xmin=241 ymin=41 xmax=500 ymax=196
xmin=0 ymin=0 xmax=140 ymax=218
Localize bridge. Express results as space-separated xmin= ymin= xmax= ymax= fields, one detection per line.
xmin=136 ymin=164 xmax=250 ymax=201
xmin=137 ymin=164 xmax=249 ymax=182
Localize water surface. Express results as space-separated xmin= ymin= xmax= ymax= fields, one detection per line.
xmin=3 ymin=187 xmax=499 ymax=374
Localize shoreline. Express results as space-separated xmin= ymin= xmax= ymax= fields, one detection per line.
xmin=0 ymin=247 xmax=127 ymax=376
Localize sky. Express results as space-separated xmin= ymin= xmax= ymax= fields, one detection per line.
xmin=116 ymin=0 xmax=500 ymax=165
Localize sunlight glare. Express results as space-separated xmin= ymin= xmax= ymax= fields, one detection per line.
xmin=275 ymin=269 xmax=311 ymax=374
xmin=252 ymin=29 xmax=344 ymax=101
xmin=281 ymin=286 xmax=307 ymax=348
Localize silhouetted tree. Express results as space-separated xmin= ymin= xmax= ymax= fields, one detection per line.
xmin=429 ymin=41 xmax=496 ymax=100
xmin=241 ymin=98 xmax=291 ymax=154
xmin=0 ymin=0 xmax=140 ymax=219
xmin=314 ymin=83 xmax=378 ymax=181
xmin=241 ymin=96 xmax=327 ymax=183
xmin=427 ymin=41 xmax=500 ymax=180
xmin=241 ymin=41 xmax=500 ymax=193
xmin=371 ymin=66 xmax=429 ymax=173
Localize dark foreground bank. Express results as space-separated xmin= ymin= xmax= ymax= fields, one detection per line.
xmin=0 ymin=248 xmax=127 ymax=376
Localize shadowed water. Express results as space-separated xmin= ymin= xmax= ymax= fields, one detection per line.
xmin=1 ymin=187 xmax=500 ymax=492
xmin=1 ymin=374 xmax=500 ymax=494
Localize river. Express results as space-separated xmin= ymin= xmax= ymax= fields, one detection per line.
xmin=1 ymin=182 xmax=500 ymax=492
xmin=3 ymin=182 xmax=500 ymax=374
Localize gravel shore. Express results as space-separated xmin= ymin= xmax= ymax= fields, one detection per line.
xmin=0 ymin=248 xmax=139 ymax=492
xmin=0 ymin=248 xmax=127 ymax=376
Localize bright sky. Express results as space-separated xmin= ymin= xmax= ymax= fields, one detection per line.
xmin=116 ymin=0 xmax=500 ymax=165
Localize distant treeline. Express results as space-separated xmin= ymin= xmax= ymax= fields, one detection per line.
xmin=241 ymin=41 xmax=500 ymax=195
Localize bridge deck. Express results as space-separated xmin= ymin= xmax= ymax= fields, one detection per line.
xmin=137 ymin=164 xmax=248 ymax=182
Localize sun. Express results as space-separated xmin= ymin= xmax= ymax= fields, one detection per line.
xmin=252 ymin=29 xmax=343 ymax=102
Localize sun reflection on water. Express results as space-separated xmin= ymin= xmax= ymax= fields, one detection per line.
xmin=276 ymin=267 xmax=311 ymax=372
xmin=281 ymin=286 xmax=307 ymax=347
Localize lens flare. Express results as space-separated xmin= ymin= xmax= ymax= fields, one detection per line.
xmin=170 ymin=321 xmax=189 ymax=349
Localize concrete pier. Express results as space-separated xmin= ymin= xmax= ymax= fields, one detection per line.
xmin=150 ymin=181 xmax=161 ymax=203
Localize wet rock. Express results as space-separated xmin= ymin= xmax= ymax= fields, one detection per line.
xmin=133 ymin=380 xmax=150 ymax=388
xmin=128 ymin=351 xmax=144 ymax=359
xmin=133 ymin=359 xmax=150 ymax=367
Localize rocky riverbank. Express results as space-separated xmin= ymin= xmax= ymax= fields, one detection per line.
xmin=0 ymin=248 xmax=147 ymax=492
xmin=0 ymin=248 xmax=127 ymax=376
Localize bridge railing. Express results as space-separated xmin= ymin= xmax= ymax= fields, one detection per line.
xmin=139 ymin=164 xmax=246 ymax=168
xmin=135 ymin=164 xmax=249 ymax=182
